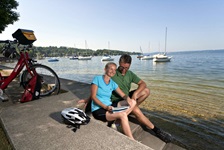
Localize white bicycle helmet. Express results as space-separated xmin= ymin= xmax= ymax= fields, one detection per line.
xmin=61 ymin=107 xmax=90 ymax=125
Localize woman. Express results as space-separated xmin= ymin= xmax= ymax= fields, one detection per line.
xmin=91 ymin=62 xmax=136 ymax=140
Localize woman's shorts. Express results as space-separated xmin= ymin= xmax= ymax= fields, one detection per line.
xmin=92 ymin=101 xmax=118 ymax=122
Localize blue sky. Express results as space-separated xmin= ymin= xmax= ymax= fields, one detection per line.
xmin=1 ymin=0 xmax=224 ymax=53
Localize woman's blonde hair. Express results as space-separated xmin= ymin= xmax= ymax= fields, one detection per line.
xmin=105 ymin=62 xmax=117 ymax=69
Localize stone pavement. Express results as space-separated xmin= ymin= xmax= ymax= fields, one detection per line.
xmin=0 ymin=66 xmax=185 ymax=150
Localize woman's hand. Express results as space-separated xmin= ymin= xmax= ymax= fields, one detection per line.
xmin=106 ymin=106 xmax=113 ymax=112
xmin=126 ymin=97 xmax=136 ymax=106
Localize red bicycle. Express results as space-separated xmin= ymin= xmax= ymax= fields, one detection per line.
xmin=0 ymin=29 xmax=60 ymax=102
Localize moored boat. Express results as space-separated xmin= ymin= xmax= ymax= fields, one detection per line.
xmin=78 ymin=56 xmax=92 ymax=60
xmin=48 ymin=57 xmax=59 ymax=62
xmin=153 ymin=27 xmax=172 ymax=62
xmin=69 ymin=56 xmax=78 ymax=60
xmin=140 ymin=55 xmax=153 ymax=60
xmin=153 ymin=53 xmax=172 ymax=62
xmin=101 ymin=55 xmax=114 ymax=61
xmin=137 ymin=46 xmax=144 ymax=59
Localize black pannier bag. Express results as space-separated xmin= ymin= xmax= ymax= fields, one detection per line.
xmin=12 ymin=29 xmax=36 ymax=45
xmin=2 ymin=47 xmax=18 ymax=58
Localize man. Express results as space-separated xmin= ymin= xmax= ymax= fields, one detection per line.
xmin=78 ymin=54 xmax=172 ymax=143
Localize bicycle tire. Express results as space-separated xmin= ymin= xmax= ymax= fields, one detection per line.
xmin=20 ymin=64 xmax=60 ymax=96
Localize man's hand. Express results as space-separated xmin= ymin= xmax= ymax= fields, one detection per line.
xmin=78 ymin=99 xmax=88 ymax=104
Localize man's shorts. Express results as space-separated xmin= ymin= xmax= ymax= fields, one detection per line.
xmin=128 ymin=90 xmax=136 ymax=98
xmin=113 ymin=90 xmax=136 ymax=102
xmin=92 ymin=101 xmax=118 ymax=122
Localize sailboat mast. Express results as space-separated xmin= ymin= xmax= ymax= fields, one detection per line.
xmin=165 ymin=27 xmax=167 ymax=54
xmin=140 ymin=46 xmax=143 ymax=54
xmin=108 ymin=41 xmax=110 ymax=50
xmin=85 ymin=40 xmax=88 ymax=49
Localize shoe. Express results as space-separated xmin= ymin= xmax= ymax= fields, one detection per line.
xmin=109 ymin=122 xmax=123 ymax=132
xmin=110 ymin=123 xmax=117 ymax=130
xmin=155 ymin=129 xmax=172 ymax=143
xmin=107 ymin=121 xmax=115 ymax=127
xmin=115 ymin=123 xmax=123 ymax=132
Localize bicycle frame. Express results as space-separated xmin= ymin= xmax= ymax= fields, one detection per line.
xmin=0 ymin=50 xmax=36 ymax=90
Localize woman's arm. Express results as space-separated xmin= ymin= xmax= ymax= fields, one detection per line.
xmin=91 ymin=84 xmax=111 ymax=110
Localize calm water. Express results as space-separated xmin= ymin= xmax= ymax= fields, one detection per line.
xmin=5 ymin=50 xmax=224 ymax=149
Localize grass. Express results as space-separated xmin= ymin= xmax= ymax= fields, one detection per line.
xmin=0 ymin=123 xmax=12 ymax=150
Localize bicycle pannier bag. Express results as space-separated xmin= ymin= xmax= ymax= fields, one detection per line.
xmin=2 ymin=47 xmax=18 ymax=58
xmin=20 ymin=74 xmax=42 ymax=103
xmin=12 ymin=29 xmax=36 ymax=45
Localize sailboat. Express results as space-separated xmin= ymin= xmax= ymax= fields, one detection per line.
xmin=153 ymin=27 xmax=172 ymax=62
xmin=48 ymin=57 xmax=59 ymax=62
xmin=78 ymin=40 xmax=92 ymax=60
xmin=101 ymin=41 xmax=114 ymax=61
xmin=140 ymin=43 xmax=153 ymax=60
xmin=69 ymin=44 xmax=79 ymax=60
xmin=48 ymin=52 xmax=59 ymax=62
xmin=101 ymin=55 xmax=114 ymax=61
xmin=137 ymin=46 xmax=144 ymax=59
xmin=69 ymin=55 xmax=78 ymax=60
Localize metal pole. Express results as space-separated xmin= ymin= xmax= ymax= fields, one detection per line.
xmin=165 ymin=27 xmax=167 ymax=54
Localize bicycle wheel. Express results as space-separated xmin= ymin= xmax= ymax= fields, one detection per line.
xmin=20 ymin=64 xmax=60 ymax=96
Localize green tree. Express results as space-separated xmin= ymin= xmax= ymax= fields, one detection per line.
xmin=0 ymin=0 xmax=20 ymax=33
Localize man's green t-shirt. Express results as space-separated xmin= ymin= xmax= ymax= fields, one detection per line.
xmin=111 ymin=69 xmax=141 ymax=102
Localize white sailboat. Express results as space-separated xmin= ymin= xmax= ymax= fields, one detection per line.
xmin=101 ymin=55 xmax=114 ymax=61
xmin=48 ymin=57 xmax=59 ymax=62
xmin=69 ymin=56 xmax=78 ymax=60
xmin=140 ymin=43 xmax=153 ymax=60
xmin=78 ymin=40 xmax=92 ymax=60
xmin=78 ymin=55 xmax=92 ymax=60
xmin=69 ymin=44 xmax=79 ymax=60
xmin=101 ymin=41 xmax=114 ymax=61
xmin=153 ymin=27 xmax=172 ymax=62
xmin=137 ymin=46 xmax=144 ymax=59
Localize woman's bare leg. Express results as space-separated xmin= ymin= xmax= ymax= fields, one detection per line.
xmin=106 ymin=111 xmax=134 ymax=140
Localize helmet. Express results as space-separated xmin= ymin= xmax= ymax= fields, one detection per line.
xmin=61 ymin=107 xmax=90 ymax=125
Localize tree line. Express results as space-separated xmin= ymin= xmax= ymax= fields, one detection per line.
xmin=0 ymin=44 xmax=141 ymax=60
xmin=33 ymin=46 xmax=140 ymax=58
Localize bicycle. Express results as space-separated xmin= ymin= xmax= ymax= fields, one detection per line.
xmin=0 ymin=29 xmax=60 ymax=102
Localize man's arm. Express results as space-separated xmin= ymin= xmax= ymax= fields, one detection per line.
xmin=131 ymin=80 xmax=147 ymax=100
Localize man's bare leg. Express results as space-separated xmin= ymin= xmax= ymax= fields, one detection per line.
xmin=131 ymin=106 xmax=154 ymax=129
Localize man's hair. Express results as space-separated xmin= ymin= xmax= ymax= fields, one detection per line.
xmin=119 ymin=54 xmax=132 ymax=64
xmin=105 ymin=62 xmax=117 ymax=69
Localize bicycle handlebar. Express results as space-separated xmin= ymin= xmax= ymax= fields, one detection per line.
xmin=0 ymin=40 xmax=17 ymax=44
xmin=0 ymin=39 xmax=33 ymax=54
